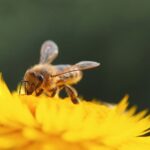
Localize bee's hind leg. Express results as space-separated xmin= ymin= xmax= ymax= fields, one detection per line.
xmin=64 ymin=84 xmax=80 ymax=104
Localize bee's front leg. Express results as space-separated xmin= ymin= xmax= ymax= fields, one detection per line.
xmin=64 ymin=84 xmax=80 ymax=104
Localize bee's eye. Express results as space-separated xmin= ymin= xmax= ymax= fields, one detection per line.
xmin=37 ymin=74 xmax=44 ymax=81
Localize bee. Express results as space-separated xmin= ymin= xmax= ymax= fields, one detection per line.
xmin=20 ymin=40 xmax=100 ymax=104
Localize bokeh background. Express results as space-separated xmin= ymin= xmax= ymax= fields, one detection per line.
xmin=0 ymin=1 xmax=149 ymax=109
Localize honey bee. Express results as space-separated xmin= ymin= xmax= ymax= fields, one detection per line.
xmin=20 ymin=40 xmax=100 ymax=104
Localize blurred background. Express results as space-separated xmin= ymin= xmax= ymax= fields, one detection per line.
xmin=0 ymin=0 xmax=149 ymax=109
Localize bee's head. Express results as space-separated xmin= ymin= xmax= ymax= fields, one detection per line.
xmin=23 ymin=70 xmax=44 ymax=95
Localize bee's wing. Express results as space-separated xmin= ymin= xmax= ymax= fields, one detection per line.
xmin=39 ymin=40 xmax=59 ymax=64
xmin=52 ymin=61 xmax=100 ymax=77
xmin=73 ymin=61 xmax=100 ymax=70
xmin=55 ymin=64 xmax=71 ymax=72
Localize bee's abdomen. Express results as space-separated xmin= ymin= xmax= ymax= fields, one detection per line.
xmin=58 ymin=71 xmax=83 ymax=85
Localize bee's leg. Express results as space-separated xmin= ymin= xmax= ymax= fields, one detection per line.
xmin=64 ymin=84 xmax=80 ymax=104
xmin=46 ymin=87 xmax=58 ymax=97
xmin=35 ymin=89 xmax=43 ymax=96
xmin=50 ymin=87 xmax=58 ymax=97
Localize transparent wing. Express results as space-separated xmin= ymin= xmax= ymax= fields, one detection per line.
xmin=73 ymin=61 xmax=100 ymax=70
xmin=39 ymin=40 xmax=59 ymax=64
xmin=52 ymin=61 xmax=100 ymax=77
xmin=55 ymin=64 xmax=71 ymax=72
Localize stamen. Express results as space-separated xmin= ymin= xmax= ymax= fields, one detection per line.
xmin=19 ymin=80 xmax=29 ymax=95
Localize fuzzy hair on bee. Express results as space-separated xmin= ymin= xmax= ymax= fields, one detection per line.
xmin=21 ymin=40 xmax=100 ymax=104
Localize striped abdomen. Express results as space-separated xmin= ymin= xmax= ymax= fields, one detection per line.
xmin=59 ymin=71 xmax=83 ymax=85
xmin=55 ymin=64 xmax=83 ymax=85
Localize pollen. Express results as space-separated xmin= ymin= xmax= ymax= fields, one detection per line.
xmin=0 ymin=76 xmax=150 ymax=150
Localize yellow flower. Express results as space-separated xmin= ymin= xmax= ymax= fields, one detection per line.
xmin=0 ymin=75 xmax=150 ymax=150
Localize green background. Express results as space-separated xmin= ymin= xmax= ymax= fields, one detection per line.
xmin=0 ymin=1 xmax=149 ymax=109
